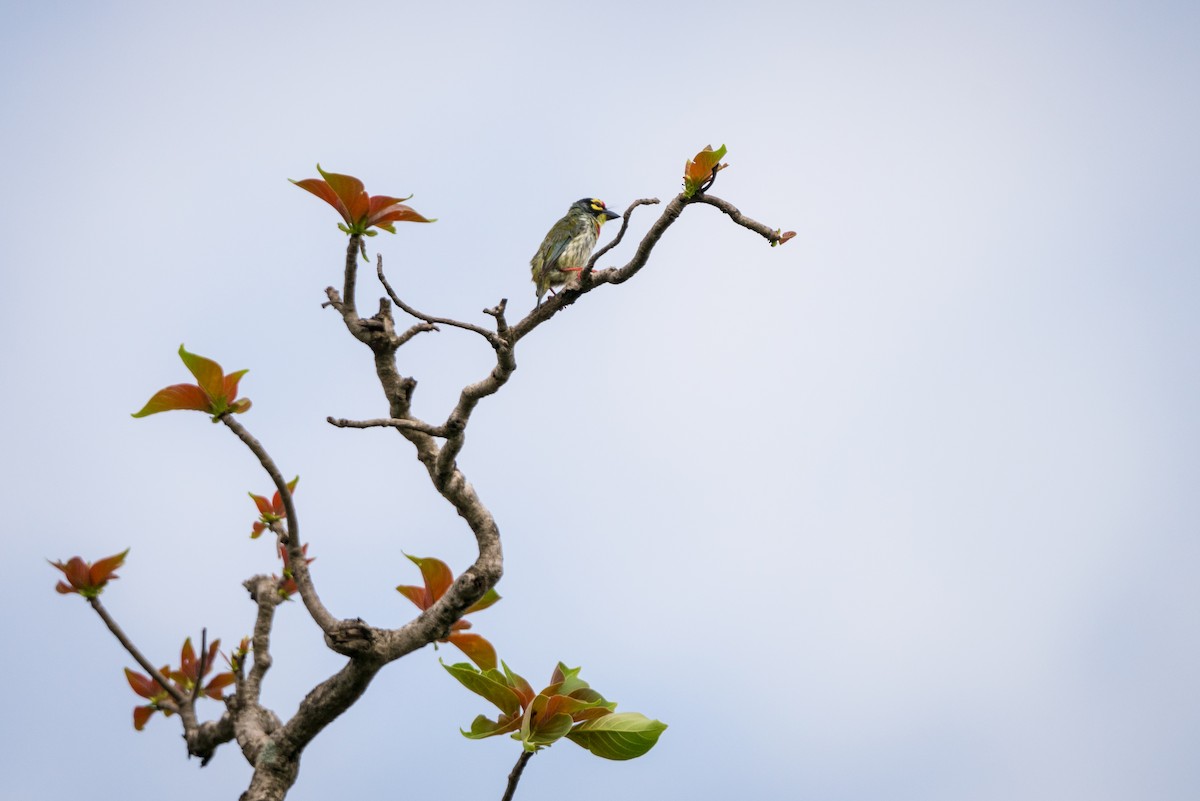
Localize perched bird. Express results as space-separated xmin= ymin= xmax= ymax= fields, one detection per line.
xmin=530 ymin=198 xmax=620 ymax=305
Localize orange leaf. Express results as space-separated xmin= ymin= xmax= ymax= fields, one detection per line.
xmin=131 ymin=384 xmax=211 ymax=417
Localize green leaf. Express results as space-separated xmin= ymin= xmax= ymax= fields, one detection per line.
xmin=442 ymin=661 xmax=522 ymax=717
xmin=177 ymin=345 xmax=225 ymax=402
xmin=464 ymin=587 xmax=501 ymax=614
xmin=525 ymin=711 xmax=574 ymax=749
xmin=566 ymin=712 xmax=668 ymax=760
xmin=683 ymin=144 xmax=728 ymax=198
xmin=462 ymin=713 xmax=521 ymax=740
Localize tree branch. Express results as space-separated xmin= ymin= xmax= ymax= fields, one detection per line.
xmin=583 ymin=197 xmax=660 ymax=277
xmin=326 ymin=415 xmax=447 ymax=437
xmin=691 ymin=193 xmax=793 ymax=243
xmin=377 ymin=255 xmax=502 ymax=346
xmin=502 ymin=750 xmax=535 ymax=801
xmin=88 ymin=596 xmax=188 ymax=707
xmin=221 ymin=415 xmax=338 ymax=635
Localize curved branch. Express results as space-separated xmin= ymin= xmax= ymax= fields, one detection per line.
xmin=377 ymin=256 xmax=502 ymax=346
xmin=221 ymin=415 xmax=338 ymax=635
xmin=583 ymin=197 xmax=661 ymax=276
xmin=88 ymin=597 xmax=188 ymax=707
xmin=692 ymin=194 xmax=793 ymax=243
xmin=508 ymin=194 xmax=688 ymax=342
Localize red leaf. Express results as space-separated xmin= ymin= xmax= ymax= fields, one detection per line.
xmin=204 ymin=639 xmax=221 ymax=678
xmin=776 ymin=230 xmax=796 ymax=246
xmin=405 ymin=554 xmax=453 ymax=601
xmin=88 ymin=548 xmax=129 ymax=585
xmin=177 ymin=345 xmax=226 ymax=403
xmin=290 ymin=177 xmax=351 ymax=224
xmin=251 ymin=522 xmax=266 ymax=539
xmin=180 ymin=638 xmax=196 ymax=680
xmin=125 ymin=668 xmax=158 ymax=699
xmin=54 ymin=581 xmax=74 ymax=594
xmin=222 ymin=369 xmax=249 ymax=405
xmin=204 ymin=672 xmax=235 ymax=699
xmin=63 ymin=557 xmax=90 ymax=590
xmin=131 ymin=384 xmax=211 ymax=417
xmin=395 ymin=584 xmax=429 ymax=610
xmin=683 ymin=144 xmax=728 ymax=197
xmin=133 ymin=705 xmax=155 ymax=731
xmin=448 ymin=633 xmax=498 ymax=672
xmin=249 ymin=493 xmax=273 ymax=516
xmin=317 ymin=165 xmax=369 ymax=224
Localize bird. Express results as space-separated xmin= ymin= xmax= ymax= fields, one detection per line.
xmin=530 ymin=198 xmax=620 ymax=305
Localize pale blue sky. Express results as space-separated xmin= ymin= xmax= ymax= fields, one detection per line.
xmin=2 ymin=1 xmax=1198 ymax=800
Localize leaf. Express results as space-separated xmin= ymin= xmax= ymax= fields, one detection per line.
xmin=462 ymin=713 xmax=521 ymax=740
xmin=404 ymin=554 xmax=453 ymax=601
xmin=566 ymin=712 xmax=668 ymax=760
xmin=131 ymin=384 xmax=211 ymax=417
xmin=317 ymin=165 xmax=369 ymax=224
xmin=771 ymin=230 xmax=796 ymax=247
xmin=525 ymin=711 xmax=574 ymax=748
xmin=683 ymin=144 xmax=728 ymax=197
xmin=501 ymin=661 xmax=535 ymax=708
xmin=204 ymin=672 xmax=235 ymax=699
xmin=177 ymin=345 xmax=225 ymax=402
xmin=447 ymin=632 xmax=498 ymax=672
xmin=442 ymin=661 xmax=522 ymax=717
xmin=222 ymin=369 xmax=249 ymax=404
xmin=87 ymin=548 xmax=129 ymax=585
xmin=463 ymin=587 xmax=501 ymax=615
xmin=551 ymin=662 xmax=591 ymax=696
xmin=395 ymin=584 xmax=428 ymax=609
xmin=180 ymin=638 xmax=196 ymax=681
xmin=250 ymin=493 xmax=273 ymax=516
xmin=124 ymin=668 xmax=158 ymax=699
xmin=289 ymin=177 xmax=350 ymax=224
xmin=133 ymin=705 xmax=155 ymax=731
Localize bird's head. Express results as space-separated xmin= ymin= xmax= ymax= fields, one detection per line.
xmin=573 ymin=198 xmax=620 ymax=224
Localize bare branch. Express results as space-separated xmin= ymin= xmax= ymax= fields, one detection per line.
xmin=220 ymin=415 xmax=338 ymax=635
xmin=377 ymin=255 xmax=502 ymax=346
xmin=342 ymin=234 xmax=361 ymax=319
xmin=508 ymin=194 xmax=689 ymax=342
xmin=583 ymin=197 xmax=661 ymax=277
xmin=326 ymin=415 xmax=447 ymax=437
xmin=691 ymin=194 xmax=792 ymax=244
xmin=395 ymin=321 xmax=438 ymax=347
xmin=502 ymin=750 xmax=535 ymax=801
xmin=190 ymin=627 xmax=208 ymax=705
xmin=88 ymin=597 xmax=189 ymax=707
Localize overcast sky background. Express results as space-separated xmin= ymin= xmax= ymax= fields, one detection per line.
xmin=2 ymin=1 xmax=1197 ymax=799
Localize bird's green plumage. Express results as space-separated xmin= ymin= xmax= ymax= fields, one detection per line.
xmin=530 ymin=198 xmax=619 ymax=304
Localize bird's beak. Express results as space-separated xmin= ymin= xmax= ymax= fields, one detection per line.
xmin=602 ymin=208 xmax=620 ymax=221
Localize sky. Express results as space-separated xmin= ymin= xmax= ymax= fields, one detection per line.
xmin=2 ymin=1 xmax=1198 ymax=799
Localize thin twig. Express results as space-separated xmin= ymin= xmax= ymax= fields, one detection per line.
xmin=190 ymin=627 xmax=208 ymax=704
xmin=691 ymin=194 xmax=791 ymax=243
xmin=326 ymin=416 xmax=447 ymax=437
xmin=501 ymin=750 xmax=535 ymax=801
xmin=221 ymin=414 xmax=338 ymax=634
xmin=377 ymin=256 xmax=501 ymax=346
xmin=584 ymin=197 xmax=660 ymax=277
xmin=89 ymin=597 xmax=188 ymax=707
